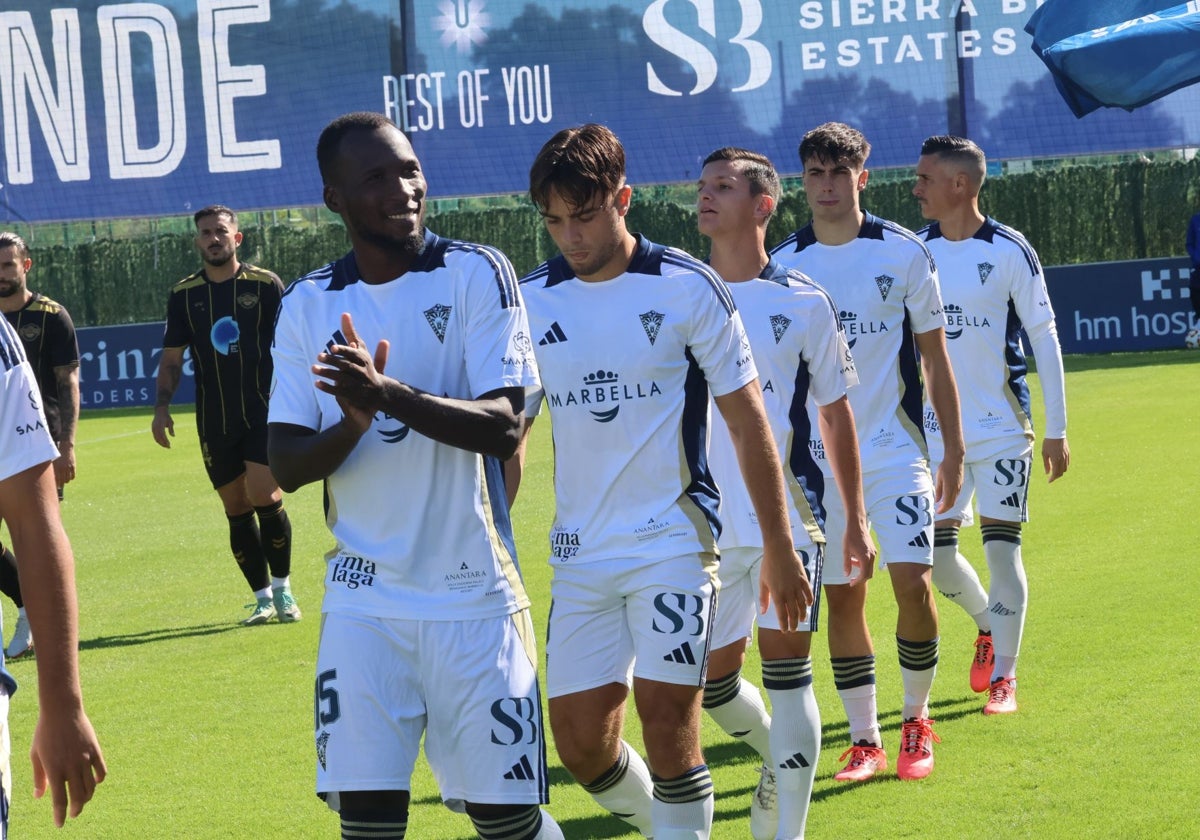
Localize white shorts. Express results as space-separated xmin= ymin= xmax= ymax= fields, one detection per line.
xmin=314 ymin=610 xmax=549 ymax=812
xmin=932 ymin=439 xmax=1033 ymax=525
xmin=823 ymin=464 xmax=935 ymax=586
xmin=709 ymin=544 xmax=824 ymax=649
xmin=546 ymin=553 xmax=718 ymax=696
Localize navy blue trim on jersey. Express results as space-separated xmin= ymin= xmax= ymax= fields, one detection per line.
xmin=1004 ymin=300 xmax=1033 ymax=420
xmin=760 ymin=258 xmax=792 ymax=289
xmin=681 ymin=348 xmax=721 ymax=542
xmin=448 ymin=242 xmax=520 ymax=310
xmin=988 ymin=218 xmax=1042 ymax=277
xmin=326 ymin=252 xmax=362 ymax=292
xmin=867 ymin=212 xmax=937 ymax=275
xmin=788 ymin=357 xmax=827 ymax=531
xmin=898 ymin=319 xmax=926 ymax=443
xmin=523 ymin=235 xmax=736 ymax=317
xmin=483 ymin=453 xmax=522 ymax=573
xmin=770 ymin=225 xmax=818 ymax=257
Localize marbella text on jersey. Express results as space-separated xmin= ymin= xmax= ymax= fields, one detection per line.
xmin=546 ymin=372 xmax=663 ymax=424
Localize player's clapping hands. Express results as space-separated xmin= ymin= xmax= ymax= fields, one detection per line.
xmin=313 ymin=312 xmax=390 ymax=434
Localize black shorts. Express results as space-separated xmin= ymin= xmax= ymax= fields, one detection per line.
xmin=199 ymin=422 xmax=269 ymax=489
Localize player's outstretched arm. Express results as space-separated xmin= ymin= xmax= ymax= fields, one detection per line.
xmin=714 ymin=381 xmax=813 ymax=631
xmin=817 ymin=396 xmax=875 ymax=584
xmin=1 ymin=461 xmax=106 ymax=827
xmin=151 ymin=347 xmax=185 ymax=448
xmin=314 ymin=313 xmax=524 ymax=460
xmin=914 ymin=327 xmax=964 ymax=513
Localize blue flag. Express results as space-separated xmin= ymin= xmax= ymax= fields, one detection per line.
xmin=1026 ymin=1 xmax=1200 ymax=117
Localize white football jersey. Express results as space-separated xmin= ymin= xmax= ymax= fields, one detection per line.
xmin=520 ymin=234 xmax=757 ymax=565
xmin=269 ymin=231 xmax=540 ymax=621
xmin=0 ymin=316 xmax=58 ymax=482
xmin=770 ymin=213 xmax=945 ymax=475
xmin=708 ymin=259 xmax=858 ymax=551
xmin=919 ymin=217 xmax=1057 ymax=458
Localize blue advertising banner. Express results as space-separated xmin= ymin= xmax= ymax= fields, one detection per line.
xmin=77 ymin=321 xmax=193 ymax=409
xmin=3 ymin=1 xmax=1199 ymax=223
xmin=1044 ymin=256 xmax=1196 ymax=354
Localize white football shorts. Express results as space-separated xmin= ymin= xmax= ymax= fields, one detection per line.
xmin=709 ymin=543 xmax=824 ymax=649
xmin=314 ymin=609 xmax=549 ymax=813
xmin=932 ymin=438 xmax=1033 ymax=525
xmin=545 ymin=552 xmax=718 ymax=696
xmin=823 ymin=463 xmax=936 ymax=585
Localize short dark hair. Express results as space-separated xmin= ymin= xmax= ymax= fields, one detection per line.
xmin=702 ymin=147 xmax=781 ymax=213
xmin=193 ymin=205 xmax=238 ymax=228
xmin=317 ymin=111 xmax=398 ymax=184
xmin=799 ymin=122 xmax=871 ymax=169
xmin=921 ymin=135 xmax=987 ymax=185
xmin=529 ymin=124 xmax=625 ymax=213
xmin=0 ymin=231 xmax=29 ymax=260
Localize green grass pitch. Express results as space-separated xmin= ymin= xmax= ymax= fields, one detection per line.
xmin=3 ymin=350 xmax=1197 ymax=838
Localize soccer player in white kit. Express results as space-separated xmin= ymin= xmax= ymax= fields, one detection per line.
xmin=913 ymin=135 xmax=1070 ymax=716
xmin=697 ymin=147 xmax=872 ymax=840
xmin=770 ymin=122 xmax=966 ymax=782
xmin=0 ymin=316 xmax=106 ymax=833
xmin=268 ymin=113 xmax=562 ymax=840
xmin=513 ymin=125 xmax=813 ymax=840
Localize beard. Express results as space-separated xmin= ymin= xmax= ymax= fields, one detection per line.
xmin=0 ymin=283 xmax=18 ymax=298
xmin=202 ymin=249 xmax=234 ymax=268
xmin=358 ymin=223 xmax=426 ymax=259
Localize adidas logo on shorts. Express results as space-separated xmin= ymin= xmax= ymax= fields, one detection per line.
xmin=504 ymin=754 xmax=535 ymax=781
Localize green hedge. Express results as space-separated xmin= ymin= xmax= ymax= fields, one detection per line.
xmin=21 ymin=157 xmax=1200 ymax=327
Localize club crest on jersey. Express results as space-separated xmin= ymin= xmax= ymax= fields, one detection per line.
xmin=424 ymin=303 xmax=452 ymax=343
xmin=770 ymin=313 xmax=792 ymax=344
xmin=875 ymin=274 xmax=894 ymax=300
xmin=639 ymin=310 xmax=665 ymax=345
xmin=977 ymin=261 xmax=995 ymax=284
xmin=17 ymin=323 xmax=41 ymax=342
xmin=236 ymin=292 xmax=259 ymax=309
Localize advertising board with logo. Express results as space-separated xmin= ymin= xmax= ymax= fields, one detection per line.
xmin=3 ymin=1 xmax=1198 ymax=224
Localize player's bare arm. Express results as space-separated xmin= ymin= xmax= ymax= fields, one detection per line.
xmin=314 ymin=312 xmax=525 ymax=460
xmin=817 ymin=395 xmax=876 ymax=584
xmin=53 ymin=363 xmax=80 ymax=486
xmin=1 ymin=461 xmax=106 ymax=827
xmin=714 ymin=380 xmax=813 ymax=632
xmin=503 ymin=415 xmax=537 ymax=509
xmin=151 ymin=346 xmax=185 ymax=448
xmin=914 ymin=327 xmax=964 ymax=513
